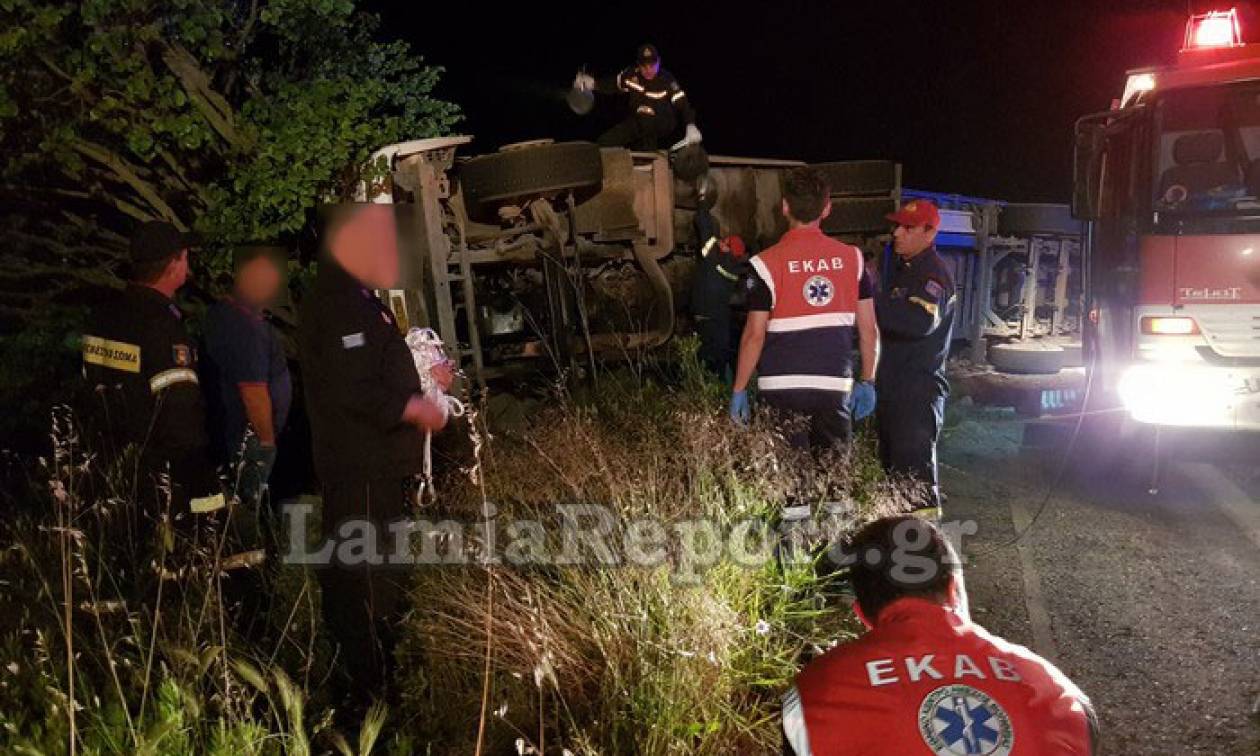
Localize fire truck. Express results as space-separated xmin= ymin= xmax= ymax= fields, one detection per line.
xmin=1074 ymin=8 xmax=1260 ymax=431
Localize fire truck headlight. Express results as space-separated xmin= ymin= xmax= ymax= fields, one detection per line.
xmin=1118 ymin=364 xmax=1236 ymax=426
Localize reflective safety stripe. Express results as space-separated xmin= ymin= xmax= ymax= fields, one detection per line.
xmin=149 ymin=367 xmax=199 ymax=393
xmin=758 ymin=374 xmax=854 ymax=392
xmin=82 ymin=335 xmax=141 ymax=373
xmin=624 ymin=79 xmax=645 ymax=92
xmin=636 ymin=105 xmax=655 ymax=116
xmin=909 ymin=296 xmax=939 ymax=316
xmin=715 ymin=264 xmax=740 ymax=282
xmin=750 ymin=256 xmax=776 ymax=308
xmin=190 ymin=493 xmax=226 ymax=514
xmin=644 ymin=89 xmax=670 ymax=99
xmin=781 ymin=686 xmax=813 ymax=756
xmin=701 ymin=237 xmax=718 ymax=258
xmin=671 ymin=90 xmax=687 ymax=102
xmin=767 ymin=312 xmax=857 ymax=332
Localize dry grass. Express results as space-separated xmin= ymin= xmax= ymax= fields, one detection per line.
xmin=397 ymin=343 xmax=913 ymax=754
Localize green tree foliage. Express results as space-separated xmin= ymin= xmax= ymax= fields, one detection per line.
xmin=0 ymin=0 xmax=459 ymax=293
xmin=0 ymin=0 xmax=459 ymax=447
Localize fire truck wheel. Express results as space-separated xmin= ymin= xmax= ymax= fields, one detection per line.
xmin=459 ymin=141 xmax=604 ymax=214
xmin=989 ymin=341 xmax=1066 ymax=375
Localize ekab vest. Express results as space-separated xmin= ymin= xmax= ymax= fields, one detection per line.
xmin=750 ymin=226 xmax=864 ymax=393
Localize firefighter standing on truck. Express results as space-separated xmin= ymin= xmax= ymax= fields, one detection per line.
xmin=782 ymin=516 xmax=1098 ymax=755
xmin=875 ymin=200 xmax=955 ymax=519
xmin=573 ymin=43 xmax=703 ymax=151
xmin=81 ymin=221 xmax=224 ymax=519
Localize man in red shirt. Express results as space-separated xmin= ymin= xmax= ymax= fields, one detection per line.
xmin=783 ymin=516 xmax=1098 ymax=755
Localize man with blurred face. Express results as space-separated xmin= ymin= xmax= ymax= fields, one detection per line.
xmin=574 ymin=43 xmax=702 ymax=150
xmin=298 ymin=203 xmax=449 ymax=708
xmin=875 ymin=200 xmax=956 ymax=518
xmin=203 ymin=247 xmax=293 ymax=509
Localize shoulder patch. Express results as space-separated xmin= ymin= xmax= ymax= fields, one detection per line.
xmin=172 ymin=344 xmax=193 ymax=367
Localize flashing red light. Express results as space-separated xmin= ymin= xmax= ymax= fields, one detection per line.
xmin=1183 ymin=8 xmax=1243 ymax=51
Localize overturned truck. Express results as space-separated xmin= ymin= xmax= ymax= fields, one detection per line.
xmin=360 ymin=137 xmax=900 ymax=387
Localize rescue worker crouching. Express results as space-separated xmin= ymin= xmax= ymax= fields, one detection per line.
xmin=299 ymin=204 xmax=451 ymax=710
xmin=81 ymin=221 xmax=224 ymax=524
xmin=574 ymin=43 xmax=702 ymax=151
xmin=782 ymin=516 xmax=1099 ymax=755
xmin=874 ymin=200 xmax=955 ymax=519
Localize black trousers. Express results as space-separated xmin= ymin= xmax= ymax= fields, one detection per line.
xmin=876 ymin=383 xmax=946 ymax=512
xmin=762 ymin=389 xmax=853 ymax=453
xmin=318 ymin=475 xmax=410 ymax=704
xmin=598 ymin=110 xmax=679 ymax=150
xmin=695 ymin=313 xmax=733 ymax=379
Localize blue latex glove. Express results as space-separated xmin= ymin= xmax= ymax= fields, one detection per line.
xmin=849 ymin=381 xmax=877 ymax=421
xmin=730 ymin=390 xmax=751 ymax=425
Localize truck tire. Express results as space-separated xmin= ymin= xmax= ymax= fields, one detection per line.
xmin=460 ymin=141 xmax=604 ymax=210
xmin=998 ymin=203 xmax=1083 ymax=237
xmin=989 ymin=341 xmax=1065 ymax=375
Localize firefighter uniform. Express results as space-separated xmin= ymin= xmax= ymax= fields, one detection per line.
xmin=298 ymin=258 xmax=426 ymax=702
xmin=691 ymin=207 xmax=747 ymax=378
xmin=782 ymin=598 xmax=1098 ymax=755
xmin=875 ymin=243 xmax=955 ymax=516
xmin=597 ymin=45 xmax=697 ymax=150
xmin=746 ymin=225 xmax=872 ymax=450
xmin=80 ymin=224 xmax=221 ymax=516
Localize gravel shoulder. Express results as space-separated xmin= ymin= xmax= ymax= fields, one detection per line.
xmin=940 ymin=402 xmax=1260 ymax=755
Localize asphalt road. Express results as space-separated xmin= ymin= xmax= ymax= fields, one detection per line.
xmin=940 ymin=402 xmax=1260 ymax=755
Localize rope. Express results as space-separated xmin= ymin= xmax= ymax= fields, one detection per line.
xmin=406 ymin=327 xmax=466 ymax=506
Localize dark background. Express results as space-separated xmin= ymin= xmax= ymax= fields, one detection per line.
xmin=369 ymin=0 xmax=1257 ymax=202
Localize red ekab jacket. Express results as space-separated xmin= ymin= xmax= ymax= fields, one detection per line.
xmin=783 ymin=598 xmax=1097 ymax=755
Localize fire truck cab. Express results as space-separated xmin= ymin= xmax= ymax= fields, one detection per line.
xmin=1074 ymin=9 xmax=1260 ymax=430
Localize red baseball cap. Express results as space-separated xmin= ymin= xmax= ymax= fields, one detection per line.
xmin=723 ymin=235 xmax=747 ymax=258
xmin=886 ymin=199 xmax=940 ymax=229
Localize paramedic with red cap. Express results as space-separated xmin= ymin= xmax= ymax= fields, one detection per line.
xmin=782 ymin=515 xmax=1099 ymax=755
xmin=875 ymin=199 xmax=955 ymax=518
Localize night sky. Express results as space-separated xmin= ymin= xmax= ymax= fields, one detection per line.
xmin=371 ymin=1 xmax=1256 ymax=202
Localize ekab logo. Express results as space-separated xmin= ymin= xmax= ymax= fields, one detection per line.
xmin=803 ymin=275 xmax=834 ymax=307
xmin=918 ymin=684 xmax=1014 ymax=756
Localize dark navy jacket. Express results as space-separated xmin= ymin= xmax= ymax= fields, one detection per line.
xmin=875 ymin=246 xmax=956 ymax=395
xmin=203 ymin=297 xmax=292 ymax=463
xmin=299 ymin=261 xmax=425 ymax=482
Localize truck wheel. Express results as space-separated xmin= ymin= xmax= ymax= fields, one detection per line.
xmin=460 ymin=141 xmax=604 ymax=211
xmin=988 ymin=341 xmax=1065 ymax=375
xmin=998 ymin=203 xmax=1083 ymax=237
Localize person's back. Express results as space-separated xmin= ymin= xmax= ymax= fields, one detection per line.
xmin=791 ymin=598 xmax=1093 ymax=755
xmin=783 ymin=516 xmax=1096 ymax=755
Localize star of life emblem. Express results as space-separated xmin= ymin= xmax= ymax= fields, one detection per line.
xmin=803 ymin=275 xmax=834 ymax=307
xmin=918 ymin=684 xmax=1014 ymax=756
